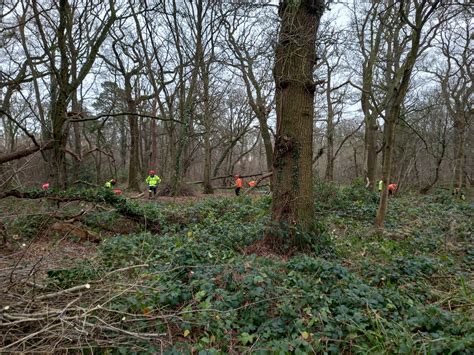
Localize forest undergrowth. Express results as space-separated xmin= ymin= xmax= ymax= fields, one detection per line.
xmin=0 ymin=183 xmax=472 ymax=353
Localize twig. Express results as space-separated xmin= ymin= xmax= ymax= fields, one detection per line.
xmin=3 ymin=284 xmax=91 ymax=310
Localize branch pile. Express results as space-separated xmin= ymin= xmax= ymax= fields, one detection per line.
xmin=0 ymin=264 xmax=172 ymax=352
xmin=0 ymin=189 xmax=161 ymax=232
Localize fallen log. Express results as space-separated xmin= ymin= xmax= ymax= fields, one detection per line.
xmin=244 ymin=172 xmax=273 ymax=195
xmin=187 ymin=171 xmax=271 ymax=185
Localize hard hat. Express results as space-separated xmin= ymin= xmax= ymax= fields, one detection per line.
xmin=111 ymin=179 xmax=117 ymax=184
xmin=149 ymin=170 xmax=155 ymax=175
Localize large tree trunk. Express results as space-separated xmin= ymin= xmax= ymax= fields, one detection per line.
xmin=51 ymin=101 xmax=69 ymax=189
xmin=202 ymin=64 xmax=213 ymax=194
xmin=128 ymin=115 xmax=140 ymax=191
xmin=49 ymin=0 xmax=70 ymax=189
xmin=266 ymin=0 xmax=324 ymax=250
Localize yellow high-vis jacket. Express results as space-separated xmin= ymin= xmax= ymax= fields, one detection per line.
xmin=146 ymin=175 xmax=161 ymax=187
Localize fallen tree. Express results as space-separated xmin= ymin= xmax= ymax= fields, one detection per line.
xmin=187 ymin=171 xmax=271 ymax=185
xmin=244 ymin=172 xmax=273 ymax=195
xmin=0 ymin=189 xmax=161 ymax=231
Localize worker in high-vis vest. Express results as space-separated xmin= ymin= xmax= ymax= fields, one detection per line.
xmin=388 ymin=183 xmax=398 ymax=196
xmin=146 ymin=170 xmax=161 ymax=198
xmin=105 ymin=179 xmax=117 ymax=189
xmin=377 ymin=179 xmax=383 ymax=192
xmin=234 ymin=175 xmax=243 ymax=196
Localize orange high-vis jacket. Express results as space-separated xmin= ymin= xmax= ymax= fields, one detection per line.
xmin=388 ymin=183 xmax=397 ymax=192
xmin=248 ymin=181 xmax=257 ymax=187
xmin=235 ymin=178 xmax=243 ymax=188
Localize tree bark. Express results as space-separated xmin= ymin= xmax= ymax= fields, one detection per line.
xmin=266 ymin=0 xmax=324 ymax=250
xmin=453 ymin=117 xmax=466 ymax=189
xmin=150 ymin=100 xmax=158 ymax=170
xmin=365 ymin=119 xmax=378 ymax=190
xmin=375 ymin=118 xmax=395 ymax=228
xmin=324 ymin=73 xmax=334 ymax=181
xmin=126 ymin=77 xmax=141 ymax=191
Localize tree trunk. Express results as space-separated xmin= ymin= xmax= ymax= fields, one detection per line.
xmin=260 ymin=117 xmax=274 ymax=173
xmin=375 ymin=117 xmax=396 ymax=228
xmin=202 ymin=64 xmax=213 ymax=194
xmin=150 ymin=100 xmax=158 ymax=170
xmin=324 ymin=76 xmax=334 ymax=181
xmin=96 ymin=134 xmax=102 ymax=184
xmin=126 ymin=78 xmax=140 ymax=191
xmin=51 ymin=98 xmax=69 ymax=189
xmin=353 ymin=145 xmax=359 ymax=178
xmin=120 ymin=118 xmax=127 ymax=171
xmin=128 ymin=115 xmax=140 ymax=190
xmin=266 ymin=0 xmax=324 ymax=250
xmin=71 ymin=94 xmax=82 ymax=180
xmin=365 ymin=118 xmax=378 ymax=190
xmin=50 ymin=0 xmax=70 ymax=189
xmin=202 ymin=87 xmax=213 ymax=194
xmin=453 ymin=118 xmax=466 ymax=189
xmin=203 ymin=127 xmax=213 ymax=194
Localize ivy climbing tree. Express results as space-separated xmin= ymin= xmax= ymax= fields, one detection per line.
xmin=265 ymin=0 xmax=325 ymax=251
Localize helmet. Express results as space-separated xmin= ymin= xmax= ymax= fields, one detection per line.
xmin=111 ymin=179 xmax=117 ymax=185
xmin=149 ymin=170 xmax=155 ymax=175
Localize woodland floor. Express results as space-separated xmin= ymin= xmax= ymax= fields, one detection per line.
xmin=0 ymin=183 xmax=472 ymax=353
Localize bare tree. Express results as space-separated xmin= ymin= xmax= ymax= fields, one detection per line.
xmin=8 ymin=0 xmax=120 ymax=188
xmin=437 ymin=13 xmax=472 ymax=191
xmin=374 ymin=0 xmax=444 ymax=228
xmin=223 ymin=8 xmax=276 ymax=174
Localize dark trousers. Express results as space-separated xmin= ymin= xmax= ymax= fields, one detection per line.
xmin=149 ymin=186 xmax=157 ymax=195
xmin=235 ymin=187 xmax=241 ymax=196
